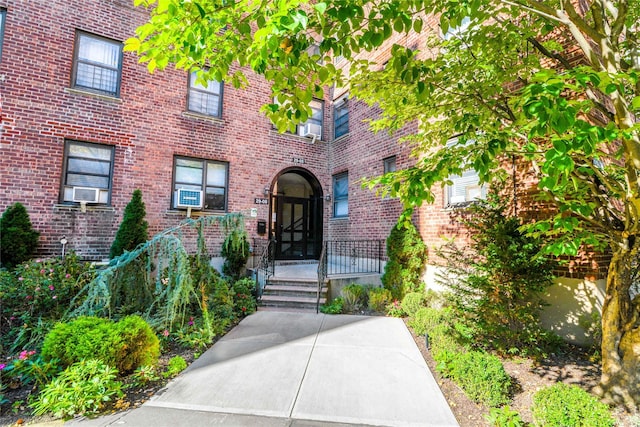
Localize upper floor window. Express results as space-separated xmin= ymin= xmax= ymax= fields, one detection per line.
xmin=334 ymin=95 xmax=349 ymax=139
xmin=332 ymin=172 xmax=348 ymax=217
xmin=188 ymin=71 xmax=223 ymax=117
xmin=173 ymin=156 xmax=228 ymax=211
xmin=442 ymin=16 xmax=471 ymax=41
xmin=297 ymin=99 xmax=323 ymax=140
xmin=445 ymin=137 xmax=486 ymax=206
xmin=61 ymin=140 xmax=114 ymax=205
xmin=383 ymin=156 xmax=396 ymax=174
xmin=72 ymin=32 xmax=123 ymax=97
xmin=0 ymin=9 xmax=6 ymax=61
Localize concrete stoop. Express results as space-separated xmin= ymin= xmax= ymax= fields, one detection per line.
xmin=260 ymin=277 xmax=328 ymax=311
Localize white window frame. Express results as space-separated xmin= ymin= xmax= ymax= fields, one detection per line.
xmin=334 ymin=95 xmax=349 ymax=139
xmin=297 ymin=99 xmax=324 ymax=139
xmin=445 ymin=137 xmax=487 ymax=207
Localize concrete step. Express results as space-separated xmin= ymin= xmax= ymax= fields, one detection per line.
xmin=263 ymin=285 xmax=328 ymax=298
xmin=260 ymin=294 xmax=327 ymax=310
xmin=268 ymin=277 xmax=325 ymax=286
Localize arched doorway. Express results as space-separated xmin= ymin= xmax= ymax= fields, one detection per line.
xmin=269 ymin=168 xmax=323 ymax=260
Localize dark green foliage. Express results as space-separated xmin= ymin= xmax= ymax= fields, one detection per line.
xmin=401 ymin=292 xmax=426 ymax=317
xmin=367 ymin=287 xmax=392 ymax=312
xmin=221 ymin=229 xmax=250 ymax=281
xmin=438 ymin=192 xmax=558 ymax=356
xmin=208 ymin=275 xmax=236 ymax=332
xmin=41 ymin=315 xmax=159 ymax=375
xmin=439 ymin=350 xmax=511 ymax=407
xmin=320 ymin=297 xmax=344 ymax=314
xmin=30 ymin=359 xmax=123 ymax=419
xmin=110 ymin=189 xmax=149 ymax=259
xmin=0 ymin=203 xmax=40 ymax=269
xmin=0 ymin=254 xmax=96 ymax=352
xmin=531 ymin=383 xmax=614 ymax=427
xmin=381 ymin=219 xmax=427 ymax=300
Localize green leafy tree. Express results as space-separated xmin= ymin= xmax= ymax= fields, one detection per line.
xmin=110 ymin=189 xmax=149 ymax=259
xmin=0 ymin=202 xmax=40 ymax=269
xmin=127 ymin=0 xmax=640 ymax=408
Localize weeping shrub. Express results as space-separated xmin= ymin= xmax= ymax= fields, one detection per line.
xmin=381 ymin=219 xmax=427 ymax=300
xmin=0 ymin=202 xmax=40 ymax=270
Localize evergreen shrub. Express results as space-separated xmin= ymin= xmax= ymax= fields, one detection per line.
xmin=531 ymin=383 xmax=614 ymax=427
xmin=110 ymin=189 xmax=148 ymax=259
xmin=381 ymin=220 xmax=427 ymax=300
xmin=0 ymin=202 xmax=40 ymax=269
xmin=439 ymin=350 xmax=511 ymax=407
xmin=401 ymin=292 xmax=426 ymax=317
xmin=437 ymin=192 xmax=557 ymax=356
xmin=221 ymin=229 xmax=250 ymax=280
xmin=41 ymin=315 xmax=158 ymax=374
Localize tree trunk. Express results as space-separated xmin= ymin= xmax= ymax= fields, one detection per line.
xmin=596 ymin=244 xmax=640 ymax=410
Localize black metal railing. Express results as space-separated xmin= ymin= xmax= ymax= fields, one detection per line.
xmin=316 ymin=243 xmax=328 ymax=313
xmin=255 ymin=239 xmax=275 ymax=300
xmin=324 ymin=239 xmax=385 ymax=275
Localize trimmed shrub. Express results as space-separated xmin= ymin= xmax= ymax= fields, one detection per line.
xmin=401 ymin=292 xmax=426 ymax=317
xmin=439 ymin=350 xmax=511 ymax=407
xmin=486 ymin=406 xmax=525 ymax=427
xmin=341 ymin=284 xmax=366 ymax=312
xmin=113 ymin=315 xmax=160 ymax=373
xmin=409 ymin=307 xmax=447 ymax=336
xmin=41 ymin=315 xmax=159 ymax=374
xmin=0 ymin=202 xmax=40 ymax=269
xmin=31 ymin=359 xmax=123 ymax=419
xmin=110 ymin=189 xmax=149 ymax=259
xmin=368 ymin=287 xmax=393 ymax=312
xmin=532 ymin=383 xmax=614 ymax=427
xmin=381 ymin=219 xmax=427 ymax=300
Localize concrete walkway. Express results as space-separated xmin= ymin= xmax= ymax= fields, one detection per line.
xmin=68 ymin=312 xmax=458 ymax=427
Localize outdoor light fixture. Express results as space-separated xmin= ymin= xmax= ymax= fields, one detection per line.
xmin=263 ymin=187 xmax=270 ymax=196
xmin=325 ymin=194 xmax=331 ymax=201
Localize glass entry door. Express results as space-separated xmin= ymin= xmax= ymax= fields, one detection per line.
xmin=275 ymin=196 xmax=308 ymax=259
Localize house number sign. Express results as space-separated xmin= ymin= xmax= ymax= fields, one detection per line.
xmin=292 ymin=157 xmax=305 ymax=164
xmin=254 ymin=198 xmax=269 ymax=205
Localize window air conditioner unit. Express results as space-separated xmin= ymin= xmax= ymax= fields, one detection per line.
xmin=72 ymin=187 xmax=100 ymax=203
xmin=301 ymin=123 xmax=322 ymax=141
xmin=176 ymin=189 xmax=203 ymax=209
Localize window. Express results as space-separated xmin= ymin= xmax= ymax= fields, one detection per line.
xmin=0 ymin=8 xmax=6 ymax=61
xmin=297 ymin=99 xmax=323 ymax=139
xmin=334 ymin=96 xmax=349 ymax=139
xmin=445 ymin=137 xmax=487 ymax=206
xmin=188 ymin=71 xmax=223 ymax=117
xmin=72 ymin=32 xmax=123 ymax=97
xmin=332 ymin=172 xmax=348 ymax=217
xmin=173 ymin=156 xmax=228 ymax=211
xmin=61 ymin=141 xmax=115 ymax=204
xmin=383 ymin=156 xmax=396 ymax=174
xmin=442 ymin=16 xmax=471 ymax=41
